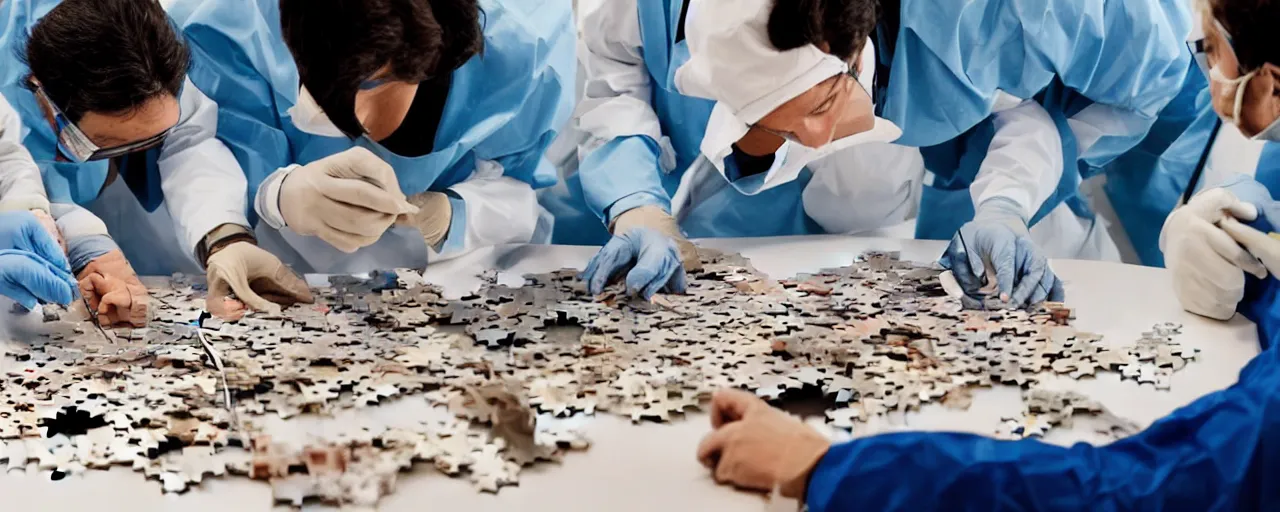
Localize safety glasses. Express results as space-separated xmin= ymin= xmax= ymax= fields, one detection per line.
xmin=31 ymin=80 xmax=176 ymax=163
xmin=751 ymin=69 xmax=870 ymax=146
xmin=1188 ymin=18 xmax=1238 ymax=78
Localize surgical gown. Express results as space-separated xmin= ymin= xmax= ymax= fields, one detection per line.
xmin=0 ymin=0 xmax=252 ymax=276
xmin=874 ymin=0 xmax=1196 ymax=261
xmin=544 ymin=0 xmax=923 ymax=245
xmin=169 ymin=0 xmax=574 ymax=274
xmin=806 ymin=285 xmax=1280 ymax=511
xmin=802 ymin=143 xmax=1280 ymax=510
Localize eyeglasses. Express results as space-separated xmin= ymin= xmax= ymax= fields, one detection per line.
xmin=1188 ymin=19 xmax=1239 ymax=78
xmin=750 ymin=69 xmax=868 ymax=146
xmin=31 ymin=80 xmax=177 ymax=163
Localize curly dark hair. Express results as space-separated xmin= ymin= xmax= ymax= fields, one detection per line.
xmin=279 ymin=0 xmax=484 ymax=138
xmin=767 ymin=0 xmax=879 ymax=61
xmin=1209 ymin=0 xmax=1280 ymax=73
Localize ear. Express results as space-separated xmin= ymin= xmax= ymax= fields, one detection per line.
xmin=1264 ymin=64 xmax=1280 ymax=118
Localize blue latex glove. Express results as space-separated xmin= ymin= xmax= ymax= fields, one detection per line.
xmin=582 ymin=227 xmax=687 ymax=300
xmin=0 ymin=250 xmax=77 ymax=309
xmin=939 ymin=198 xmax=1064 ymax=309
xmin=0 ymin=211 xmax=77 ymax=309
xmin=1220 ymin=173 xmax=1274 ymax=212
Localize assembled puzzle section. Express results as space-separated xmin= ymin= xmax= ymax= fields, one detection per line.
xmin=0 ymin=251 xmax=1199 ymax=506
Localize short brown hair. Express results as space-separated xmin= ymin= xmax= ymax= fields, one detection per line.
xmin=1210 ymin=0 xmax=1280 ymax=72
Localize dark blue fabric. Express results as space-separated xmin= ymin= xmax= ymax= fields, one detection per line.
xmin=806 ymin=342 xmax=1280 ymax=511
xmin=1241 ymin=189 xmax=1280 ymax=351
xmin=116 ymin=147 xmax=166 ymax=213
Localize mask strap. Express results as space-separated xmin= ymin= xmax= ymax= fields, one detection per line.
xmin=1234 ymin=70 xmax=1258 ymax=122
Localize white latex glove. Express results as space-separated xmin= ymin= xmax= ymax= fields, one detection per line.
xmin=1160 ymin=188 xmax=1267 ymax=320
xmin=279 ymin=147 xmax=419 ymax=253
xmin=206 ymin=242 xmax=314 ymax=321
xmin=1221 ymin=217 xmax=1280 ymax=276
xmin=395 ymin=191 xmax=454 ymax=250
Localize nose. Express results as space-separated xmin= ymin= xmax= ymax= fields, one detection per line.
xmin=796 ymin=116 xmax=840 ymax=149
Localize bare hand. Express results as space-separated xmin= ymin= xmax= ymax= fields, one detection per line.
xmin=696 ymin=389 xmax=831 ymax=499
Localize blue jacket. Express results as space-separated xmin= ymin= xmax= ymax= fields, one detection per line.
xmin=804 ymin=146 xmax=1280 ymax=510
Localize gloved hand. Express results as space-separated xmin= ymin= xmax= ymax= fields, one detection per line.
xmin=28 ymin=209 xmax=66 ymax=254
xmin=582 ymin=206 xmax=695 ymax=300
xmin=206 ymin=241 xmax=314 ymax=321
xmin=395 ymin=191 xmax=453 ymax=251
xmin=0 ymin=211 xmax=76 ymax=309
xmin=696 ymin=389 xmax=832 ymax=499
xmin=1160 ymin=188 xmax=1267 ymax=320
xmin=939 ymin=198 xmax=1064 ymax=309
xmin=77 ymin=250 xmax=149 ymax=327
xmin=279 ymin=147 xmax=419 ymax=253
xmin=0 ymin=250 xmax=76 ymax=309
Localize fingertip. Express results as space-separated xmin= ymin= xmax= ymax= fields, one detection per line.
xmin=400 ymin=201 xmax=420 ymax=216
xmin=1049 ymin=278 xmax=1066 ymax=302
xmin=668 ymin=266 xmax=689 ymax=294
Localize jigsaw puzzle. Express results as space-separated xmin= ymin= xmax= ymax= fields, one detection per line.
xmin=0 ymin=251 xmax=1199 ymax=506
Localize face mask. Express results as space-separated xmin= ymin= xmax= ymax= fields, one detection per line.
xmin=748 ymin=117 xmax=901 ymax=193
xmin=702 ymin=102 xmax=902 ymax=195
xmin=1209 ymin=65 xmax=1280 ymax=141
xmin=288 ymin=86 xmax=347 ymax=138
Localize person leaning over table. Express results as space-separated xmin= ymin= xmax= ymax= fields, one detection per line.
xmin=0 ymin=0 xmax=312 ymax=325
xmin=1163 ymin=0 xmax=1280 ymax=348
xmin=682 ymin=0 xmax=1205 ymax=309
xmin=697 ymin=3 xmax=1280 ymax=507
xmin=166 ymin=0 xmax=574 ymax=275
xmin=0 ymin=91 xmax=77 ymax=310
xmin=540 ymin=0 xmax=924 ymax=302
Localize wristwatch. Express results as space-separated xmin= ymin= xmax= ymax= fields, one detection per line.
xmin=197 ymin=223 xmax=257 ymax=268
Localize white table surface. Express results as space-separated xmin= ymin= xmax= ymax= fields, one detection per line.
xmin=0 ymin=236 xmax=1262 ymax=511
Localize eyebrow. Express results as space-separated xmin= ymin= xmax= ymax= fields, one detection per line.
xmin=808 ymin=79 xmax=842 ymax=115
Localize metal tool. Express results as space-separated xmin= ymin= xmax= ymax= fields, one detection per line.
xmin=192 ymin=311 xmax=242 ymax=434
xmin=82 ymin=295 xmax=116 ymax=344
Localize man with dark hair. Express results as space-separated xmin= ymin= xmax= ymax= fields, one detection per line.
xmin=0 ymin=0 xmax=312 ymax=324
xmin=168 ymin=0 xmax=574 ymax=273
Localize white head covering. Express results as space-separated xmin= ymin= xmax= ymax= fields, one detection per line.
xmin=675 ymin=0 xmax=849 ymax=126
xmin=670 ymin=0 xmax=902 ymax=204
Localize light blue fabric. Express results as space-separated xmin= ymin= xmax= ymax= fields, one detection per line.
xmin=1221 ymin=173 xmax=1275 ymax=209
xmin=882 ymin=0 xmax=1192 ymax=150
xmin=66 ymin=234 xmax=118 ymax=275
xmin=0 ymin=211 xmax=76 ymax=309
xmin=874 ymin=0 xmax=1195 ymax=243
xmin=1102 ymin=73 xmax=1219 ymax=267
xmin=544 ymin=0 xmax=821 ymax=245
xmin=170 ymin=0 xmax=573 ymax=248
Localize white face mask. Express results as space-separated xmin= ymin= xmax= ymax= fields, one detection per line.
xmin=287 ymin=85 xmax=347 ymax=138
xmin=1210 ymin=65 xmax=1280 ymax=142
xmin=701 ymin=103 xmax=902 ymax=195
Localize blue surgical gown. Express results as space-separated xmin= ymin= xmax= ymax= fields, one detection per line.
xmin=803 ymin=147 xmax=1280 ymax=511
xmin=875 ymin=0 xmax=1197 ymax=243
xmin=168 ymin=0 xmax=573 ymax=272
xmin=543 ymin=0 xmax=821 ymax=245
